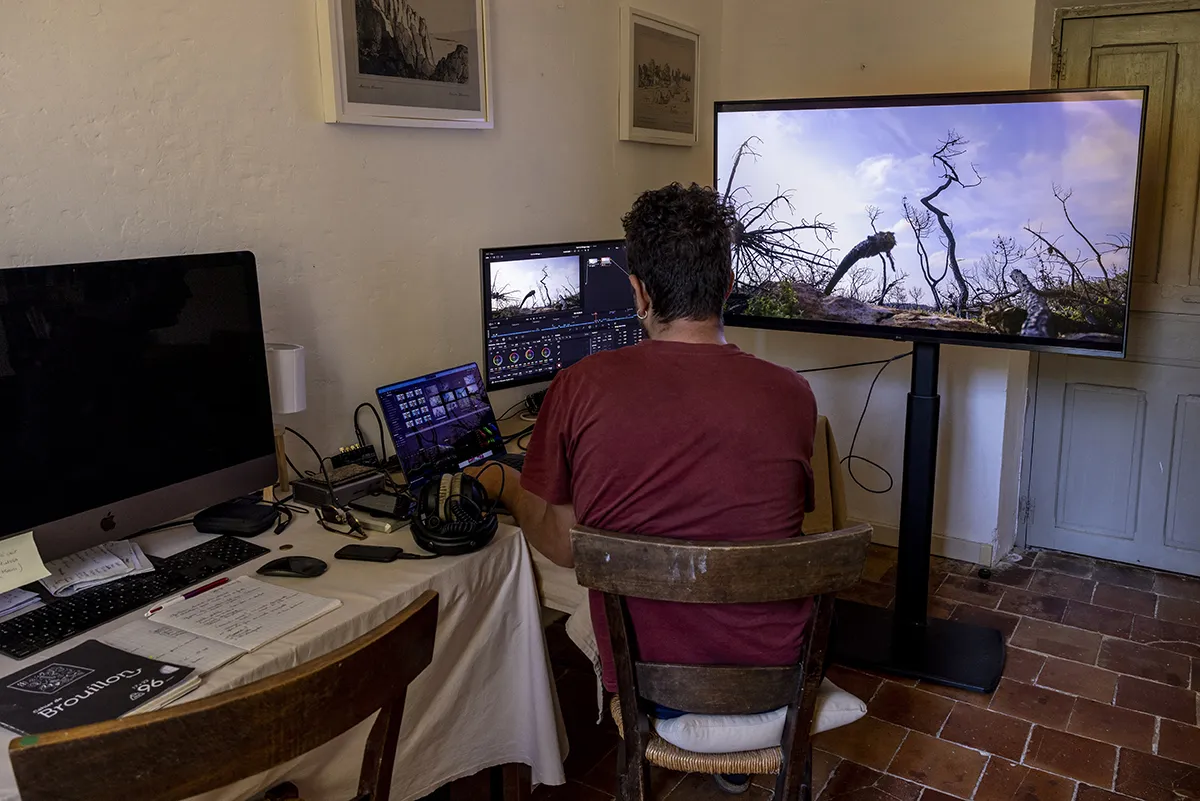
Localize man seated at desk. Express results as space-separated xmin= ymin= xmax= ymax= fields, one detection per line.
xmin=471 ymin=182 xmax=818 ymax=795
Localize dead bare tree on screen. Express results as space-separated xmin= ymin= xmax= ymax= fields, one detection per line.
xmin=902 ymin=197 xmax=945 ymax=312
xmin=920 ymin=132 xmax=981 ymax=316
xmin=721 ymin=137 xmax=838 ymax=289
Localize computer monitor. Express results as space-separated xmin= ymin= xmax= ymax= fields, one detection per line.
xmin=0 ymin=251 xmax=278 ymax=561
xmin=480 ymin=240 xmax=644 ymax=389
xmin=376 ymin=363 xmax=504 ymax=487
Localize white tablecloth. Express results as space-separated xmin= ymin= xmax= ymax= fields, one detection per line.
xmin=0 ymin=518 xmax=568 ymax=801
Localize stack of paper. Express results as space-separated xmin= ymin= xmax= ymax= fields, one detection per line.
xmin=41 ymin=541 xmax=155 ymax=597
xmin=0 ymin=589 xmax=42 ymax=619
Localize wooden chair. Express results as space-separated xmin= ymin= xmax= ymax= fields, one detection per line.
xmin=572 ymin=525 xmax=872 ymax=801
xmin=10 ymin=590 xmax=440 ymax=801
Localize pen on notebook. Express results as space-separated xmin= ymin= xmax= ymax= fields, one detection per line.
xmin=144 ymin=576 xmax=230 ymax=618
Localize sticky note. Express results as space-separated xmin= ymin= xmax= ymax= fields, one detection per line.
xmin=0 ymin=532 xmax=50 ymax=595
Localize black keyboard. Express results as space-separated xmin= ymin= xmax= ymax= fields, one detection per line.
xmin=0 ymin=536 xmax=271 ymax=660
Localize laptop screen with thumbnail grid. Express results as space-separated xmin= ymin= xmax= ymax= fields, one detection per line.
xmin=376 ymin=363 xmax=504 ymax=488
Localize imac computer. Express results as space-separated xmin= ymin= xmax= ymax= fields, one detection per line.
xmin=480 ymin=240 xmax=644 ymax=390
xmin=0 ymin=251 xmax=278 ymax=562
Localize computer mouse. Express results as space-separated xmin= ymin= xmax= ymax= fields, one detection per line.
xmin=256 ymin=555 xmax=328 ymax=579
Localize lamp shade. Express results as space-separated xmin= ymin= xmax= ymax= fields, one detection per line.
xmin=265 ymin=343 xmax=306 ymax=415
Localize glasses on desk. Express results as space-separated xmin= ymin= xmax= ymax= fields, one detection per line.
xmin=316 ymin=505 xmax=367 ymax=539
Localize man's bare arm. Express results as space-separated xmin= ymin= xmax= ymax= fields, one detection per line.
xmin=470 ymin=464 xmax=577 ymax=568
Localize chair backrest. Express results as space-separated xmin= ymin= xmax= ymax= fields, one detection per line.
xmin=10 ymin=590 xmax=440 ymax=801
xmin=572 ymin=525 xmax=870 ymax=800
xmin=572 ymin=524 xmax=872 ymax=605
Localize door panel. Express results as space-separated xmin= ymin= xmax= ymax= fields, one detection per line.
xmin=1165 ymin=394 xmax=1200 ymax=551
xmin=1029 ymin=355 xmax=1200 ymax=575
xmin=1054 ymin=384 xmax=1145 ymax=539
xmin=1090 ymin=44 xmax=1176 ymax=282
xmin=1059 ymin=12 xmax=1200 ymax=312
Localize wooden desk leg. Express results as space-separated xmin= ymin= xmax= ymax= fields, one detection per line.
xmin=489 ymin=764 xmax=530 ymax=801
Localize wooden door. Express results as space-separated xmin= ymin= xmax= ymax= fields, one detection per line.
xmin=1025 ymin=6 xmax=1200 ymax=574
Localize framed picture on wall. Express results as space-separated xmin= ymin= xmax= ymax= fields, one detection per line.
xmin=316 ymin=0 xmax=493 ymax=129
xmin=619 ymin=7 xmax=699 ymax=146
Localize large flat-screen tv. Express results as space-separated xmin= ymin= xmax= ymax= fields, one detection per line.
xmin=714 ymin=88 xmax=1147 ymax=357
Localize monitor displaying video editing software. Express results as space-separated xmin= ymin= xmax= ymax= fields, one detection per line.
xmin=480 ymin=240 xmax=644 ymax=389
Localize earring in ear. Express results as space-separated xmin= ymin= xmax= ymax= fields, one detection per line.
xmin=636 ymin=309 xmax=648 ymax=320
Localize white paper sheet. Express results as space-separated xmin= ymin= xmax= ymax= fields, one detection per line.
xmin=105 ymin=540 xmax=155 ymax=578
xmin=40 ymin=541 xmax=155 ymax=597
xmin=152 ymin=576 xmax=341 ymax=652
xmin=0 ymin=590 xmax=40 ymax=618
xmin=100 ymin=620 xmax=244 ymax=675
xmin=0 ymin=533 xmax=49 ymax=595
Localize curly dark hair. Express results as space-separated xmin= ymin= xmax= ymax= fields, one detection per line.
xmin=621 ymin=182 xmax=738 ymax=324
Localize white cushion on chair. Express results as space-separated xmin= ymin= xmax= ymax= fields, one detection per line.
xmin=650 ymin=678 xmax=865 ymax=754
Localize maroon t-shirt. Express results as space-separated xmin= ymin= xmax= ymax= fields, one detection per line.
xmin=520 ymin=339 xmax=818 ymax=693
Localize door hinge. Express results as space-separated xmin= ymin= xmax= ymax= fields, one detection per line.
xmin=1051 ymin=47 xmax=1067 ymax=85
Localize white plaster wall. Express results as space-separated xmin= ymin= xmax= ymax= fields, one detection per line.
xmin=0 ymin=0 xmax=722 ymax=459
xmin=1 ymin=0 xmax=1040 ymax=558
xmin=719 ymin=0 xmax=1038 ymax=559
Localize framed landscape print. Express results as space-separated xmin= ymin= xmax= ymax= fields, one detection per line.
xmin=316 ymin=0 xmax=493 ymax=129
xmin=619 ymin=7 xmax=699 ymax=146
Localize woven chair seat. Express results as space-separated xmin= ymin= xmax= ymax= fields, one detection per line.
xmin=610 ymin=696 xmax=783 ymax=775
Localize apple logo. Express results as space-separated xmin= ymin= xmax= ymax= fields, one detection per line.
xmin=100 ymin=513 xmax=116 ymax=532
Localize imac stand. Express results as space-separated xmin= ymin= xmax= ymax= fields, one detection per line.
xmin=830 ymin=341 xmax=1006 ymax=693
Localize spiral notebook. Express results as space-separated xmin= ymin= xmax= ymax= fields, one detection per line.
xmin=100 ymin=576 xmax=341 ymax=674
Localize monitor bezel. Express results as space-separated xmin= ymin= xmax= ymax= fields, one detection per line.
xmin=479 ymin=238 xmax=627 ymax=390
xmin=713 ymin=86 xmax=1149 ymax=358
xmin=0 ymin=250 xmax=278 ymax=561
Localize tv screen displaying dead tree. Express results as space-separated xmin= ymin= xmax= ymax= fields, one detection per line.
xmin=714 ymin=89 xmax=1146 ymax=356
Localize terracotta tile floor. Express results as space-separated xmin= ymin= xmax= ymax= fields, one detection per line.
xmin=534 ymin=546 xmax=1200 ymax=800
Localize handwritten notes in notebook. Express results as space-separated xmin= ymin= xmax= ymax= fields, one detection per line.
xmin=100 ymin=619 xmax=244 ymax=675
xmin=152 ymin=576 xmax=342 ymax=652
xmin=0 ymin=532 xmax=50 ymax=595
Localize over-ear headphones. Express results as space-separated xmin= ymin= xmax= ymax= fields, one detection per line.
xmin=410 ymin=472 xmax=498 ymax=556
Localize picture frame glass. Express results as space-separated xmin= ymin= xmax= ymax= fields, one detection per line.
xmin=339 ymin=0 xmax=486 ymax=120
xmin=630 ymin=17 xmax=697 ymax=138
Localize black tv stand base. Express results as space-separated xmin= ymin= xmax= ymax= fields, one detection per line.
xmin=833 ymin=600 xmax=1006 ymax=692
xmin=827 ymin=340 xmax=1005 ymax=693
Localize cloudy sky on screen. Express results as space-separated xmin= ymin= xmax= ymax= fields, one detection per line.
xmin=715 ymin=97 xmax=1143 ymax=292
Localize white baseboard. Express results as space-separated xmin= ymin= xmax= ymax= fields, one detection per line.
xmin=856 ymin=520 xmax=995 ymax=566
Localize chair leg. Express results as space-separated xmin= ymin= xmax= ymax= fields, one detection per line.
xmin=614 ymin=734 xmax=650 ymax=801
xmin=489 ymin=764 xmax=530 ymax=801
xmin=615 ymin=736 xmax=627 ymax=795
xmin=773 ymin=745 xmax=813 ymax=801
xmin=264 ymin=783 xmax=300 ymax=800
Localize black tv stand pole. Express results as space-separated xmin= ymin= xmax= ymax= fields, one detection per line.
xmin=831 ymin=340 xmax=1006 ymax=693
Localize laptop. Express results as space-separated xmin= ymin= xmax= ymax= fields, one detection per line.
xmin=376 ymin=363 xmax=521 ymax=489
